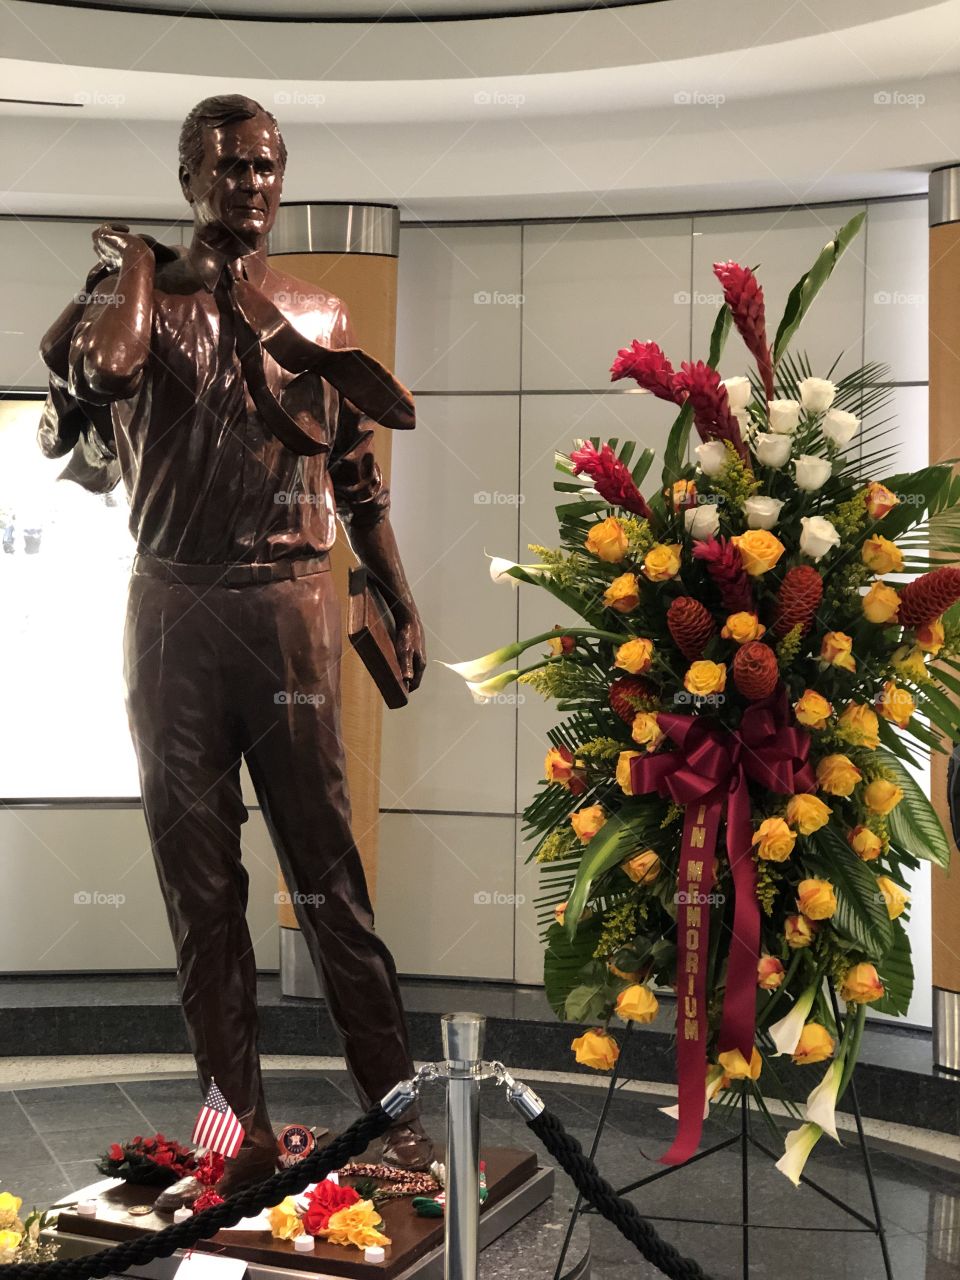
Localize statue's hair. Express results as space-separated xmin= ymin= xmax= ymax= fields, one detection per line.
xmin=178 ymin=94 xmax=287 ymax=175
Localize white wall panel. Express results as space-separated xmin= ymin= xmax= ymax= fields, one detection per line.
xmin=863 ymin=198 xmax=928 ymax=383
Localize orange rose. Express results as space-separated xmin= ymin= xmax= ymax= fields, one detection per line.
xmin=916 ymin=618 xmax=945 ymax=655
xmin=585 ymin=516 xmax=629 ymax=563
xmin=785 ymin=914 xmax=818 ymax=948
xmin=721 ymin=612 xmax=766 ymax=644
xmin=876 ymin=875 xmax=909 ymax=920
xmin=684 ymin=660 xmax=727 ymax=697
xmin=862 ymin=535 xmax=903 ymax=575
xmin=615 ymin=750 xmax=642 ymax=795
xmin=571 ymin=1029 xmax=619 ymax=1070
xmin=862 ymin=580 xmax=900 ymax=625
xmin=865 ymin=482 xmax=898 ymax=520
xmin=757 ymin=955 xmax=785 ymax=990
xmin=785 ymin=793 xmax=832 ymax=836
xmin=876 ymin=681 xmax=915 ymax=728
xmin=792 ymin=1023 xmax=835 ymax=1065
xmin=631 ymin=711 xmax=665 ymax=752
xmin=669 ymin=479 xmax=697 ymax=511
xmin=837 ymin=702 xmax=880 ymax=750
xmin=545 ymin=745 xmax=585 ymax=793
xmin=570 ymin=803 xmax=606 ymax=842
xmin=840 ymin=962 xmax=884 ymax=1005
xmin=794 ymin=689 xmax=833 ymax=729
xmin=797 ymin=878 xmax=837 ymax=920
xmin=622 ymin=850 xmax=661 ymax=884
xmin=752 ymin=817 xmax=796 ymax=862
xmin=731 ymin=530 xmax=786 ymax=576
xmin=816 ymin=754 xmax=862 ymax=797
xmin=717 ymin=1046 xmax=762 ymax=1081
xmin=615 ymin=984 xmax=660 ymax=1024
xmin=820 ymin=631 xmax=856 ymax=672
xmin=603 ymin=572 xmax=640 ymax=613
xmin=848 ymin=825 xmax=882 ymax=861
xmin=614 ymin=637 xmax=655 ymax=675
xmin=863 ymin=778 xmax=903 ymax=815
xmin=642 ymin=543 xmax=682 ymax=583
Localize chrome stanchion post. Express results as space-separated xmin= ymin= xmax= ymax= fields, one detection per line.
xmin=441 ymin=1012 xmax=485 ymax=1280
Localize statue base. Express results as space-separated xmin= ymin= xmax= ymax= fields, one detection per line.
xmin=47 ymin=1148 xmax=577 ymax=1278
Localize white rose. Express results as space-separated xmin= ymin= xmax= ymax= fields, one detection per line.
xmin=799 ymin=377 xmax=836 ymax=415
xmin=794 ymin=455 xmax=833 ymax=492
xmin=743 ymin=495 xmax=784 ymax=530
xmin=754 ymin=432 xmax=792 ymax=469
xmin=821 ymin=408 xmax=859 ymax=447
xmin=799 ymin=515 xmax=840 ymax=561
xmin=768 ymin=399 xmax=801 ymax=434
xmin=695 ymin=440 xmax=729 ymax=478
xmin=685 ymin=502 xmax=720 ymax=541
xmin=733 ymin=408 xmax=752 ymax=437
xmin=722 ymin=376 xmax=752 ymax=412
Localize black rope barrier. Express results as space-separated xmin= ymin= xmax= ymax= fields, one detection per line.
xmin=0 ymin=1103 xmax=394 ymax=1280
xmin=528 ymin=1109 xmax=716 ymax=1280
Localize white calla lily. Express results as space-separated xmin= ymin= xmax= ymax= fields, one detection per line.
xmin=441 ymin=645 xmax=523 ymax=683
xmin=467 ymin=669 xmax=521 ymax=701
xmin=776 ymin=1122 xmax=823 ymax=1187
xmin=660 ymin=1066 xmax=724 ymax=1121
xmin=769 ymin=984 xmax=817 ymax=1056
xmin=804 ymin=1058 xmax=844 ymax=1142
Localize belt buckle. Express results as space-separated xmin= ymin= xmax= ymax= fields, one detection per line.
xmin=250 ymin=563 xmax=274 ymax=585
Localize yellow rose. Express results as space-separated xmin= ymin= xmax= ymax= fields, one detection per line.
xmin=603 ymin=572 xmax=641 ymax=613
xmin=622 ymin=849 xmax=661 ymax=884
xmin=721 ymin=612 xmax=766 ymax=644
xmin=585 ymin=516 xmax=629 ymax=564
xmin=323 ymin=1200 xmax=391 ymax=1251
xmin=547 ymin=630 xmax=575 ymax=657
xmin=757 ymin=955 xmax=785 ymax=990
xmin=785 ymin=914 xmax=818 ymax=948
xmin=615 ymin=984 xmax=659 ymax=1024
xmin=862 ymin=580 xmax=900 ymax=624
xmin=865 ymin=482 xmax=898 ymax=520
xmin=837 ymin=702 xmax=880 ymax=750
xmin=816 ymin=754 xmax=862 ymax=797
xmin=840 ymin=962 xmax=884 ymax=1005
xmin=631 ymin=711 xmax=665 ymax=752
xmin=731 ymin=530 xmax=786 ymax=576
xmin=848 ymin=824 xmax=882 ymax=861
xmin=572 ymin=1028 xmax=620 ymax=1071
xmin=0 ymin=1230 xmax=22 ymax=1259
xmin=792 ymin=1023 xmax=836 ymax=1065
xmin=545 ymin=745 xmax=578 ymax=789
xmin=684 ymin=660 xmax=727 ymax=697
xmin=614 ymin=637 xmax=654 ymax=674
xmin=0 ymin=1197 xmax=22 ymax=1232
xmin=876 ymin=680 xmax=915 ymax=729
xmin=891 ymin=644 xmax=928 ymax=683
xmin=917 ymin=618 xmax=945 ymax=655
xmin=752 ymin=816 xmax=796 ymax=862
xmin=797 ymin=877 xmax=837 ymax=920
xmin=861 ymin=535 xmax=903 ymax=575
xmin=267 ymin=1197 xmax=304 ymax=1241
xmin=863 ymin=778 xmax=903 ymax=816
xmin=669 ymin=479 xmax=697 ymax=510
xmin=717 ymin=1046 xmax=762 ymax=1081
xmin=876 ymin=875 xmax=909 ymax=920
xmin=785 ymin=793 xmax=832 ymax=836
xmin=794 ymin=689 xmax=833 ymax=729
xmin=819 ymin=631 xmax=856 ymax=673
xmin=570 ymin=803 xmax=606 ymax=843
xmin=642 ymin=543 xmax=682 ymax=583
xmin=615 ymin=750 xmax=641 ymax=795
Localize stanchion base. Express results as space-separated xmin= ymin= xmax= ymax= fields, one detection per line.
xmin=49 ymin=1150 xmax=562 ymax=1279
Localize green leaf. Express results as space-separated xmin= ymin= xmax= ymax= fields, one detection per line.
xmin=809 ymin=825 xmax=894 ymax=956
xmin=543 ymin=918 xmax=604 ymax=1019
xmin=873 ymin=921 xmax=915 ymax=1018
xmin=563 ymin=803 xmax=662 ymax=939
xmin=773 ymin=212 xmax=866 ymax=364
xmin=878 ymin=749 xmax=952 ymax=868
xmin=564 ymin=964 xmax=615 ymax=1023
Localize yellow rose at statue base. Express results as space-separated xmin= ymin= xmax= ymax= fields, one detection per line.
xmin=572 ymin=1028 xmax=620 ymax=1070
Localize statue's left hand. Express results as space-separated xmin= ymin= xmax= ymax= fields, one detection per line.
xmin=394 ymin=608 xmax=426 ymax=692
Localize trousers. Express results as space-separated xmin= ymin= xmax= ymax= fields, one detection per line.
xmin=123 ymin=557 xmax=415 ymax=1141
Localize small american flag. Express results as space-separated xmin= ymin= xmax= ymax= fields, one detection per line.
xmin=193 ymin=1081 xmax=246 ymax=1159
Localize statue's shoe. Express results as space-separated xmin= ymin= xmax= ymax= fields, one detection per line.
xmin=381 ymin=1118 xmax=436 ymax=1172
xmin=215 ymin=1143 xmax=280 ymax=1197
xmin=152 ymin=1176 xmax=202 ymax=1213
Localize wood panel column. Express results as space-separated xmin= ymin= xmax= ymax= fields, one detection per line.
xmin=929 ymin=167 xmax=960 ymax=1072
xmin=268 ymin=203 xmax=400 ymax=997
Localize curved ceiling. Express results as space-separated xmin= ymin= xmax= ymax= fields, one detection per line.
xmin=0 ymin=0 xmax=957 ymax=220
xmin=26 ymin=0 xmax=662 ymax=19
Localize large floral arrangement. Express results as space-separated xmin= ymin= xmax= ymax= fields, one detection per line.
xmin=0 ymin=1193 xmax=58 ymax=1265
xmin=446 ymin=214 xmax=960 ymax=1182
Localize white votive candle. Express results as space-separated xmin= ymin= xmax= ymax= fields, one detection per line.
xmin=77 ymin=1200 xmax=98 ymax=1217
xmin=173 ymin=1208 xmax=193 ymax=1224
xmin=364 ymin=1245 xmax=386 ymax=1263
xmin=294 ymin=1235 xmax=315 ymax=1252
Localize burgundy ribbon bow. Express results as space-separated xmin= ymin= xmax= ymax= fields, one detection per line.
xmin=630 ymin=687 xmax=815 ymax=1164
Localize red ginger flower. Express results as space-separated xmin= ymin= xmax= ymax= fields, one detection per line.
xmin=667 ymin=596 xmax=716 ymax=661
xmin=713 ymin=261 xmax=775 ymax=402
xmin=610 ymin=340 xmax=682 ymax=403
xmin=773 ymin=565 xmax=824 ymax=638
xmin=733 ymin=641 xmax=779 ymax=701
xmin=898 ymin=567 xmax=960 ymax=630
xmin=672 ymin=361 xmax=748 ymax=463
xmin=303 ymin=1180 xmax=361 ymax=1235
xmin=609 ymin=675 xmax=657 ymax=724
xmin=692 ymin=537 xmax=755 ymax=614
xmin=570 ymin=440 xmax=653 ymax=520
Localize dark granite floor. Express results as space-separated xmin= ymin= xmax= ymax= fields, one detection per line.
xmin=1 ymin=1068 xmax=957 ymax=1278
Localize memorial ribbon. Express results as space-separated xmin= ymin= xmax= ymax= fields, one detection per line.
xmin=630 ymin=687 xmax=815 ymax=1165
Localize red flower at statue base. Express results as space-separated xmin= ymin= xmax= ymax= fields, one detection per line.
xmin=302 ymin=1180 xmax=362 ymax=1235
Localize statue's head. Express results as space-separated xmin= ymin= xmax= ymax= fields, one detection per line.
xmin=178 ymin=95 xmax=287 ymax=248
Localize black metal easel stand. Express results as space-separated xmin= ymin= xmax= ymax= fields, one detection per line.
xmin=553 ymin=1005 xmax=895 ymax=1280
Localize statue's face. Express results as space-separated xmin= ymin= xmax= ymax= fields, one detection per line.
xmin=181 ymin=114 xmax=283 ymax=247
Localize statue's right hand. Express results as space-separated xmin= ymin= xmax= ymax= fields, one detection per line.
xmin=91 ymin=223 xmax=152 ymax=273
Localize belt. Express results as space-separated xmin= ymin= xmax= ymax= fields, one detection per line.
xmin=131 ymin=553 xmax=331 ymax=586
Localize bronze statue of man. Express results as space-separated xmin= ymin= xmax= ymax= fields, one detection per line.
xmin=38 ymin=94 xmax=432 ymax=1191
